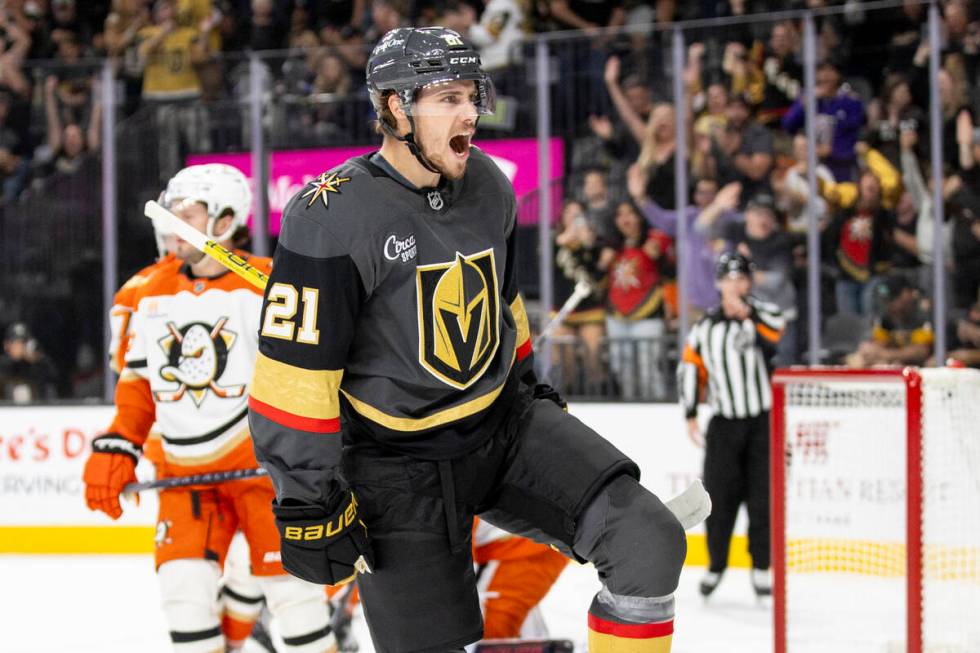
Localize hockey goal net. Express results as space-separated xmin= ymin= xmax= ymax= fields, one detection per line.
xmin=771 ymin=367 xmax=980 ymax=653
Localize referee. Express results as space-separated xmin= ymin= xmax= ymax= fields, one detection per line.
xmin=677 ymin=252 xmax=784 ymax=599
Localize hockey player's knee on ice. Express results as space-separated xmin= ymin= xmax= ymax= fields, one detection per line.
xmin=256 ymin=574 xmax=336 ymax=653
xmin=574 ymin=474 xmax=686 ymax=597
xmin=158 ymin=559 xmax=225 ymax=653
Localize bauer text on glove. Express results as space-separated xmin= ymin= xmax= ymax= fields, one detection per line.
xmin=273 ymin=492 xmax=374 ymax=586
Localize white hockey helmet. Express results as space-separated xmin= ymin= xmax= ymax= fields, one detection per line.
xmin=159 ymin=163 xmax=253 ymax=243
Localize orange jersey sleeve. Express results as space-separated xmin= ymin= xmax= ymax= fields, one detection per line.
xmin=109 ymin=255 xmax=178 ymax=374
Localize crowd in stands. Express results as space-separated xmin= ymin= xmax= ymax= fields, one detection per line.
xmin=2 ymin=0 xmax=980 ymax=401
xmin=548 ymin=0 xmax=980 ymax=398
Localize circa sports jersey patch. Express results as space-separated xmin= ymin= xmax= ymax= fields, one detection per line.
xmin=416 ymin=249 xmax=500 ymax=390
xmin=155 ymin=319 xmax=246 ymax=406
xmin=384 ymin=233 xmax=417 ymax=263
xmin=301 ymin=171 xmax=351 ymax=209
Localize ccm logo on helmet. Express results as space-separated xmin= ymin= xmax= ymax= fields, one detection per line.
xmin=449 ymin=56 xmax=478 ymax=65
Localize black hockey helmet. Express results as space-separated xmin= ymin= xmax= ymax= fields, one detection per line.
xmin=716 ymin=251 xmax=754 ymax=279
xmin=366 ymin=26 xmax=496 ymax=118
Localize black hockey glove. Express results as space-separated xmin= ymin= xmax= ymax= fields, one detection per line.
xmin=273 ymin=491 xmax=374 ymax=587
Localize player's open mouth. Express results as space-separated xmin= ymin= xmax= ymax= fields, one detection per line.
xmin=449 ymin=133 xmax=472 ymax=156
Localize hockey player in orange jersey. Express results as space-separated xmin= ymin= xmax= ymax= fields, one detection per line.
xmin=83 ymin=164 xmax=335 ymax=653
xmin=107 ymin=209 xmax=266 ymax=652
xmin=108 ymin=255 xmax=178 ymax=374
xmin=474 ymin=519 xmax=568 ymax=640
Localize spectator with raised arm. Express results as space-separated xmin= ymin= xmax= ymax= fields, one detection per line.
xmin=36 ymin=73 xmax=100 ymax=181
xmin=105 ymin=0 xmax=151 ymax=116
xmin=822 ymin=171 xmax=895 ymax=316
xmin=594 ymin=54 xmax=653 ymax=172
xmin=910 ymin=45 xmax=976 ymax=174
xmin=629 ymin=162 xmax=742 ymax=317
xmin=0 ymin=6 xmax=33 ymax=101
xmin=549 ymin=0 xmax=625 ymax=117
xmin=716 ymin=194 xmax=801 ymax=366
xmin=782 ymin=60 xmax=866 ymax=182
xmin=138 ymin=0 xmax=213 ymax=174
xmin=757 ymin=20 xmax=802 ymax=127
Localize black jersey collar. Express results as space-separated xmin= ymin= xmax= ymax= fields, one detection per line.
xmin=362 ymin=152 xmax=462 ymax=213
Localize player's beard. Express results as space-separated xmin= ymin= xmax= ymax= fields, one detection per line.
xmin=175 ymin=241 xmax=206 ymax=264
xmin=415 ymin=120 xmax=473 ymax=181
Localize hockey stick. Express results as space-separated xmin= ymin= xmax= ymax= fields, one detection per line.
xmin=329 ymin=583 xmax=359 ymax=652
xmin=122 ymin=467 xmax=268 ymax=494
xmin=532 ymin=279 xmax=592 ymax=350
xmin=664 ymin=479 xmax=712 ymax=530
xmin=144 ymin=200 xmax=269 ymax=291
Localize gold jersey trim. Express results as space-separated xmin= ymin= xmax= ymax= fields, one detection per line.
xmin=341 ymin=347 xmax=515 ymax=433
xmin=250 ymin=352 xmax=342 ymax=420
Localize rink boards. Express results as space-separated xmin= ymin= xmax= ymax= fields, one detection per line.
xmin=0 ymin=403 xmax=749 ymax=567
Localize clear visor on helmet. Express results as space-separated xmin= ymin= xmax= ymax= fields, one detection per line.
xmin=403 ymin=75 xmax=496 ymax=117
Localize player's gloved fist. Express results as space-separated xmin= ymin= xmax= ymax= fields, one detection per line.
xmin=273 ymin=491 xmax=374 ymax=587
xmin=82 ymin=434 xmax=141 ymax=520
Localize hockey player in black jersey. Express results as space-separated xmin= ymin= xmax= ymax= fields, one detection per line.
xmin=248 ymin=27 xmax=690 ymax=652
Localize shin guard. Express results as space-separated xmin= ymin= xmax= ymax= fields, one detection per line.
xmin=256 ymin=574 xmax=336 ymax=653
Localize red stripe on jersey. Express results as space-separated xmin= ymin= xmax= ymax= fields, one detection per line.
xmin=587 ymin=614 xmax=674 ymax=638
xmin=248 ymin=396 xmax=340 ymax=434
xmin=516 ymin=338 xmax=533 ymax=362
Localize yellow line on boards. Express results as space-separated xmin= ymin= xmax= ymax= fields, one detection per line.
xmin=0 ymin=526 xmax=156 ymax=554
xmin=0 ymin=527 xmax=753 ymax=568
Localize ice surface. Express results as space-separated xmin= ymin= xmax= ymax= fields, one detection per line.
xmin=0 ymin=555 xmax=772 ymax=652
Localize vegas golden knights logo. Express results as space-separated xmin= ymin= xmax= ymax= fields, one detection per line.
xmin=416 ymin=249 xmax=500 ymax=389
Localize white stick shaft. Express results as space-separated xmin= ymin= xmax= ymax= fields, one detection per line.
xmin=144 ymin=200 xmax=209 ymax=252
xmin=534 ymin=280 xmax=592 ymax=348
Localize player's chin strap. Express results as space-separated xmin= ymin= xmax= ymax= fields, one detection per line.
xmin=380 ymin=118 xmax=441 ymax=174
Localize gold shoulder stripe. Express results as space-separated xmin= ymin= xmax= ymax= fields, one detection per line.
xmin=510 ymin=294 xmax=530 ymax=346
xmin=250 ymin=352 xmax=342 ymax=420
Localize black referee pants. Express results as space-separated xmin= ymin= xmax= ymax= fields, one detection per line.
xmin=702 ymin=411 xmax=770 ymax=572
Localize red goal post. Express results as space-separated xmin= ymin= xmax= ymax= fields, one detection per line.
xmin=770 ymin=367 xmax=980 ymax=653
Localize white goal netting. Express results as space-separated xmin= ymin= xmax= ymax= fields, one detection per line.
xmin=775 ymin=368 xmax=980 ymax=653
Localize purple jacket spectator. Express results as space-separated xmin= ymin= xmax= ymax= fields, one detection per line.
xmin=782 ymin=88 xmax=866 ymax=182
xmin=638 ymin=199 xmax=739 ymax=312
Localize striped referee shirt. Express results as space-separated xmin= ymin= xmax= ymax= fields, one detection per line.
xmin=677 ymin=296 xmax=784 ymax=420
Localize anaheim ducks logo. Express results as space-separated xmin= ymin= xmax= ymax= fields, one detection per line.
xmin=416 ymin=249 xmax=499 ymax=389
xmin=154 ymin=319 xmax=246 ymax=406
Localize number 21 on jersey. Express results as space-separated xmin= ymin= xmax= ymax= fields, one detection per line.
xmin=260 ymin=283 xmax=320 ymax=344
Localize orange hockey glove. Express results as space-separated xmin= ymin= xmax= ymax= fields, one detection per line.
xmin=83 ymin=434 xmax=140 ymax=519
